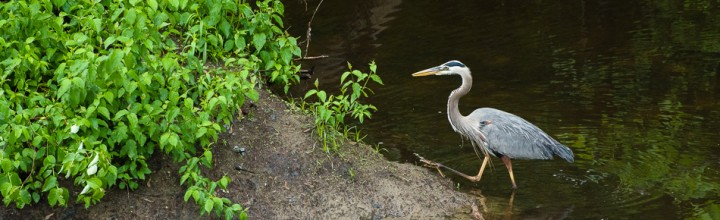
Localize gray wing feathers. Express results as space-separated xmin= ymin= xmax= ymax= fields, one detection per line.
xmin=470 ymin=108 xmax=574 ymax=162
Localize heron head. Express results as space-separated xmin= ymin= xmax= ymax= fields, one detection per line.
xmin=412 ymin=60 xmax=469 ymax=77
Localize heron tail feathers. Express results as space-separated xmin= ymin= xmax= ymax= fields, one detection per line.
xmin=553 ymin=144 xmax=575 ymax=163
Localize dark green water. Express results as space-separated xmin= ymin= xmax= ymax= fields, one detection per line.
xmin=285 ymin=1 xmax=720 ymax=219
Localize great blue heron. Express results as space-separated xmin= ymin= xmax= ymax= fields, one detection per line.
xmin=412 ymin=60 xmax=574 ymax=189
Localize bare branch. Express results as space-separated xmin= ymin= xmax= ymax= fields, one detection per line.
xmin=294 ymin=55 xmax=329 ymax=61
xmin=303 ymin=0 xmax=324 ymax=59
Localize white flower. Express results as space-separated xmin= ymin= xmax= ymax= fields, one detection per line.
xmin=80 ymin=184 xmax=91 ymax=195
xmin=86 ymin=164 xmax=97 ymax=176
xmin=87 ymin=153 xmax=99 ymax=175
xmin=65 ymin=168 xmax=72 ymax=178
xmin=78 ymin=141 xmax=84 ymax=151
xmin=70 ymin=124 xmax=80 ymax=134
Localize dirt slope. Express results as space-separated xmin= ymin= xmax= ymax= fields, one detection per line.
xmin=0 ymin=89 xmax=478 ymax=219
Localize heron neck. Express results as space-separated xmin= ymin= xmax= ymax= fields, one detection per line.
xmin=448 ymin=72 xmax=472 ymax=132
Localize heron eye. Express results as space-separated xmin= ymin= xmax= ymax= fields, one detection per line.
xmin=480 ymin=120 xmax=492 ymax=126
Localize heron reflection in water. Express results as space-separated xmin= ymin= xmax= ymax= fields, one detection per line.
xmin=412 ymin=60 xmax=574 ymax=189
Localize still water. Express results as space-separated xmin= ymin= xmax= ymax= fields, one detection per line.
xmin=285 ymin=1 xmax=720 ymax=219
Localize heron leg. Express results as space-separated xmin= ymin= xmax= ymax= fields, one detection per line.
xmin=501 ymin=156 xmax=517 ymax=189
xmin=468 ymin=154 xmax=490 ymax=182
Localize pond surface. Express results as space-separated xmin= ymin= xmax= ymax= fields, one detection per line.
xmin=285 ymin=1 xmax=720 ymax=219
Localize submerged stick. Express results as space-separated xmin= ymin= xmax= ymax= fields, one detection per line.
xmin=414 ymin=153 xmax=473 ymax=179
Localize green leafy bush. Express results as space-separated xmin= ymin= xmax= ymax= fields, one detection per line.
xmin=0 ymin=0 xmax=300 ymax=219
xmin=303 ymin=62 xmax=383 ymax=152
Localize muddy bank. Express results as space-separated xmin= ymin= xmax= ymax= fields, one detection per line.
xmin=1 ymin=89 xmax=479 ymax=219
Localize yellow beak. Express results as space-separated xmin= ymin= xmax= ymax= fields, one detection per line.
xmin=411 ymin=66 xmax=442 ymax=77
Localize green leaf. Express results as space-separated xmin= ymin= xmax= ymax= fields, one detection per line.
xmin=219 ymin=176 xmax=229 ymax=188
xmin=225 ymin=209 xmax=234 ymax=220
xmin=167 ymin=107 xmax=180 ymax=122
xmin=104 ymin=36 xmax=116 ymax=49
xmin=183 ymin=189 xmax=193 ymax=201
xmin=121 ymin=141 xmax=138 ymax=159
xmin=195 ymin=127 xmax=207 ymax=138
xmin=69 ymin=77 xmax=86 ymax=106
xmin=87 ymin=177 xmax=103 ymax=189
xmin=234 ymin=34 xmax=246 ymax=52
xmin=17 ymin=189 xmax=30 ymax=205
xmin=252 ymin=33 xmax=266 ymax=51
xmin=245 ymin=89 xmax=259 ymax=101
xmin=304 ymin=89 xmax=317 ymax=99
xmin=370 ymin=74 xmax=384 ymax=85
xmin=184 ymin=98 xmax=194 ymax=110
xmin=57 ymin=78 xmax=72 ymax=99
xmin=147 ymin=0 xmax=158 ymax=11
xmin=114 ymin=110 xmax=129 ymax=120
xmin=203 ymin=151 xmax=212 ymax=167
xmin=13 ymin=126 xmax=22 ymax=139
xmin=179 ymin=0 xmax=188 ymax=9
xmin=169 ymin=0 xmax=179 ymax=9
xmin=180 ymin=173 xmax=190 ymax=185
xmin=92 ymin=18 xmax=102 ymax=34
xmin=317 ymin=91 xmax=327 ymax=103
xmin=352 ymin=83 xmax=362 ymax=97
xmin=104 ymin=49 xmax=124 ymax=74
xmin=0 ymin=182 xmax=11 ymax=196
xmin=1 ymin=159 xmax=12 ymax=172
xmin=48 ymin=188 xmax=59 ymax=206
xmin=42 ymin=177 xmax=58 ymax=192
xmin=127 ymin=113 xmax=139 ymax=126
xmin=192 ymin=189 xmax=201 ymax=202
xmin=168 ymin=133 xmax=179 ymax=147
xmin=105 ymin=91 xmax=115 ymax=103
xmin=51 ymin=0 xmax=66 ymax=7
xmin=223 ymin=39 xmax=234 ymax=52
xmin=280 ymin=48 xmax=292 ymax=64
xmin=73 ymin=33 xmax=89 ymax=45
xmin=140 ymin=73 xmax=152 ymax=86
xmin=160 ymin=132 xmax=170 ymax=147
xmin=54 ymin=62 xmax=67 ymax=76
xmin=32 ymin=192 xmax=40 ymax=203
xmin=43 ymin=155 xmax=56 ymax=167
xmin=208 ymin=97 xmax=218 ymax=110
xmin=60 ymin=188 xmax=69 ymax=206
xmin=204 ymin=199 xmax=214 ymax=213
xmin=340 ymin=71 xmax=351 ymax=84
xmin=98 ymin=106 xmax=110 ymax=119
xmin=86 ymin=105 xmax=97 ymax=118
xmin=214 ymin=198 xmax=223 ymax=213
xmin=219 ymin=20 xmax=231 ymax=38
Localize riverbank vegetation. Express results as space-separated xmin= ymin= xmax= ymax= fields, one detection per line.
xmin=300 ymin=62 xmax=383 ymax=152
xmin=0 ymin=0 xmax=301 ymax=219
xmin=0 ymin=0 xmax=395 ymax=218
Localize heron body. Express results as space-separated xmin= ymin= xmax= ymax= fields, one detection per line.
xmin=412 ymin=60 xmax=574 ymax=189
xmin=468 ymin=108 xmax=574 ymax=162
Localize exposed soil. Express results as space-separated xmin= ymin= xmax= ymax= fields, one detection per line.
xmin=1 ymin=89 xmax=481 ymax=219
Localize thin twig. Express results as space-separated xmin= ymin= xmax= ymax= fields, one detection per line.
xmin=294 ymin=55 xmax=329 ymax=61
xmin=303 ymin=0 xmax=324 ymax=59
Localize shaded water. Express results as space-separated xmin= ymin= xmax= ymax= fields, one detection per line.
xmin=285 ymin=0 xmax=720 ymax=219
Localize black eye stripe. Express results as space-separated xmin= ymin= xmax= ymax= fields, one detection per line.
xmin=444 ymin=60 xmax=466 ymax=68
